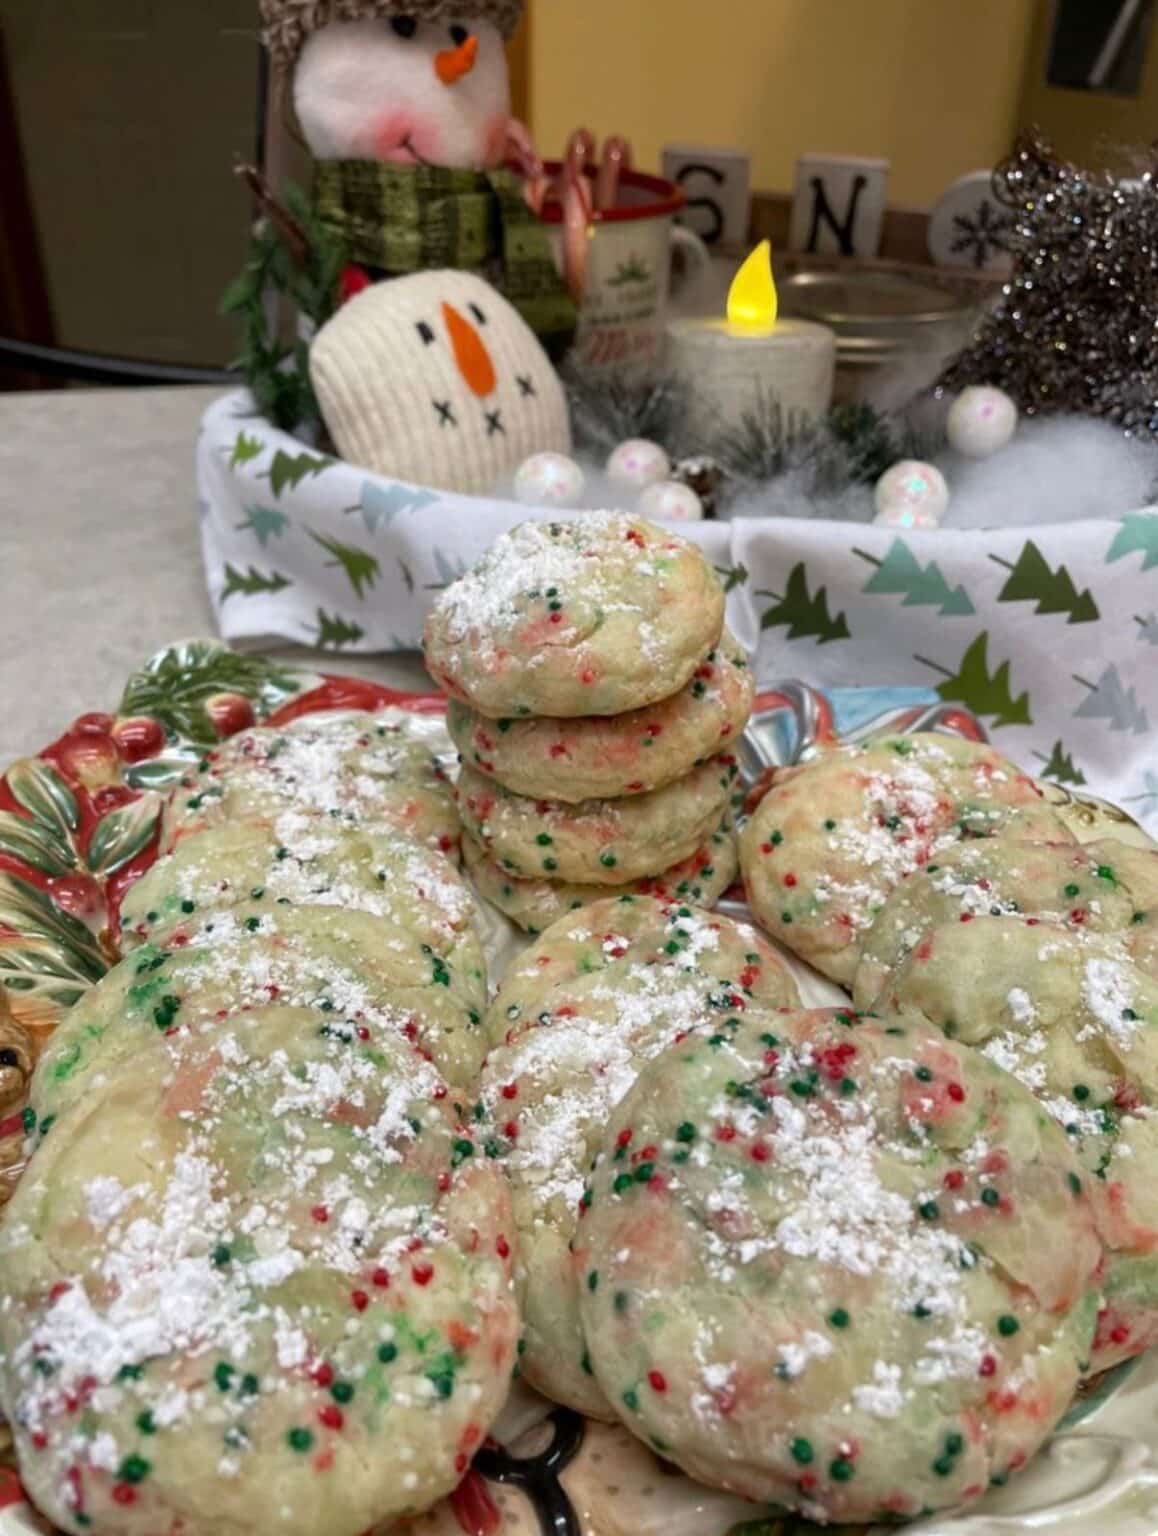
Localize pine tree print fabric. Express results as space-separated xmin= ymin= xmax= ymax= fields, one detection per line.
xmin=198 ymin=391 xmax=1157 ymax=833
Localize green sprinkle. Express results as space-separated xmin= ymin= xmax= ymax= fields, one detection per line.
xmin=244 ymin=916 xmax=261 ymax=932
xmin=614 ymin=1291 xmax=630 ymax=1314
xmin=452 ymin=1138 xmax=474 ymax=1166
xmin=135 ymin=1411 xmax=156 ymax=1436
xmin=587 ymin=1270 xmax=599 ymax=1292
xmin=634 ymin=1162 xmax=655 ymax=1183
xmin=839 ymin=1077 xmax=858 ymax=1095
xmin=997 ymin=1314 xmax=1020 ymax=1336
xmin=1064 ymin=883 xmax=1081 ymax=898
xmin=287 ymin=1427 xmax=314 ymax=1453
xmin=622 ymin=1388 xmax=639 ymax=1412
xmin=1068 ymin=1171 xmax=1083 ymax=1196
xmin=180 ymin=899 xmax=196 ymax=914
xmin=612 ymin=1173 xmax=633 ymax=1194
xmin=828 ymin=1308 xmax=850 ymax=1329
xmin=945 ymin=1433 xmax=964 ymax=1456
xmin=378 ymin=1342 xmax=398 ymax=1364
xmin=535 ymin=833 xmax=553 ymax=846
xmin=214 ymin=1362 xmax=235 ymax=1391
xmin=676 ymin=1121 xmax=697 ymax=1143
xmin=211 ymin=1244 xmax=232 ymax=1267
xmin=600 ymin=852 xmax=618 ymax=869
xmin=1097 ymin=864 xmax=1116 ymax=883
xmin=21 ymin=1107 xmax=35 ymax=1132
xmin=790 ymin=1438 xmax=814 ymax=1465
xmin=830 ymin=1458 xmax=855 ymax=1482
xmin=118 ymin=1455 xmax=151 ymax=1484
xmin=250 ymin=886 xmax=265 ymax=899
xmin=932 ymin=1455 xmax=955 ymax=1477
xmin=240 ymin=1373 xmax=259 ymax=1396
xmin=914 ymin=1065 xmax=934 ymax=1083
xmin=823 ymin=818 xmax=836 ymax=830
xmin=980 ymin=1187 xmax=1000 ymax=1207
xmin=581 ymin=1350 xmax=593 ymax=1376
xmin=770 ymin=830 xmax=783 ymax=846
xmin=1073 ymin=1083 xmax=1090 ymax=1101
xmin=117 ymin=1363 xmax=143 ymax=1381
xmin=918 ymin=1200 xmax=940 ymax=1220
xmin=331 ymin=1380 xmax=354 ymax=1403
xmin=543 ymin=857 xmax=558 ymax=872
xmin=913 ymin=1303 xmax=931 ymax=1319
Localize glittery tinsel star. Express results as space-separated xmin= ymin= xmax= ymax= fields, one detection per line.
xmin=936 ymin=133 xmax=1158 ymax=438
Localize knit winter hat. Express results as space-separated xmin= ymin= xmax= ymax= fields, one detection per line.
xmin=260 ymin=0 xmax=525 ymax=73
xmin=310 ymin=269 xmax=571 ymax=496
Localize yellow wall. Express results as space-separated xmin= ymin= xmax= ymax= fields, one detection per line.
xmin=530 ymin=0 xmax=1037 ymax=210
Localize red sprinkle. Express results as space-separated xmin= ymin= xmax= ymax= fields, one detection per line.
xmin=311 ymin=1206 xmax=330 ymax=1224
xmin=496 ymin=1236 xmax=511 ymax=1259
xmin=580 ymin=668 xmax=596 ymax=685
xmin=549 ymin=744 xmax=568 ymax=759
xmin=111 ymin=1486 xmax=137 ymax=1507
xmin=783 ymin=873 xmax=798 ymax=888
xmin=501 ymin=1083 xmax=518 ymax=1100
xmin=313 ymin=1362 xmax=335 ymax=1387
xmin=947 ymin=1083 xmax=966 ymax=1102
xmin=979 ymin=1355 xmax=997 ymax=1377
xmin=433 ymin=1083 xmax=448 ymax=1100
xmin=371 ymin=1268 xmax=390 ymax=1289
xmin=943 ymin=1169 xmax=965 ymax=1190
xmin=319 ymin=1404 xmax=344 ymax=1430
xmin=437 ymin=1171 xmax=451 ymax=1192
xmin=412 ymin=1262 xmax=434 ymax=1286
xmin=616 ymin=1128 xmax=633 ymax=1147
xmin=750 ymin=1143 xmax=770 ymax=1162
xmin=647 ymin=1370 xmax=667 ymax=1392
xmin=350 ymin=1290 xmax=369 ymax=1312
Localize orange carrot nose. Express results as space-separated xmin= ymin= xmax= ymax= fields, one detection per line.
xmin=442 ymin=301 xmax=496 ymax=396
xmin=435 ymin=33 xmax=478 ymax=84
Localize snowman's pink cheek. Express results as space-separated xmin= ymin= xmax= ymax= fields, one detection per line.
xmin=372 ymin=110 xmax=440 ymax=164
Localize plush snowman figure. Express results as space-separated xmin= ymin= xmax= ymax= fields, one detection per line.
xmin=310 ymin=267 xmax=571 ymax=494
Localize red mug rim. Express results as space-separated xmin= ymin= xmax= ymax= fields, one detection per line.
xmin=535 ymin=163 xmax=686 ymax=225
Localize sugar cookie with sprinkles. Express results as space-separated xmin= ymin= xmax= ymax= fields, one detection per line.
xmin=446 ymin=628 xmax=754 ymax=804
xmin=476 ymin=938 xmax=796 ymax=1417
xmin=462 ymin=820 xmax=739 ymax=935
xmin=740 ymin=734 xmax=1073 ymax=985
xmin=31 ymin=905 xmax=488 ymax=1127
xmin=120 ymin=819 xmax=478 ymax=956
xmin=876 ymin=915 xmax=1158 ymax=1372
xmin=0 ymin=1006 xmax=518 ymax=1536
xmin=456 ymin=756 xmax=738 ymax=887
xmin=161 ymin=712 xmax=458 ymax=856
xmin=423 ymin=514 xmax=725 ymax=719
xmin=854 ymin=837 xmax=1158 ymax=1008
xmin=487 ymin=894 xmax=798 ymax=1050
xmin=574 ymin=1007 xmax=1101 ymax=1521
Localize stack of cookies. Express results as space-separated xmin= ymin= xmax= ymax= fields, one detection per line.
xmin=424 ymin=514 xmax=754 ymax=934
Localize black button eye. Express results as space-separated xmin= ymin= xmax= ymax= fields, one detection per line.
xmin=390 ymin=16 xmax=418 ymax=39
xmin=449 ymin=23 xmax=470 ymax=45
xmin=0 ymin=1049 xmax=20 ymax=1068
xmin=468 ymin=302 xmax=486 ymax=325
xmin=416 ymin=321 xmax=435 ymax=345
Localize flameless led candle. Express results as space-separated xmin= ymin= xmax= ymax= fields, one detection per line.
xmin=664 ymin=241 xmax=836 ymax=439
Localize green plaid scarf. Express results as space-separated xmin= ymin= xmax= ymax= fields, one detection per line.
xmin=313 ymin=160 xmax=576 ymax=359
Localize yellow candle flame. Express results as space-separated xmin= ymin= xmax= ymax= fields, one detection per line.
xmin=727 ymin=240 xmax=778 ymax=331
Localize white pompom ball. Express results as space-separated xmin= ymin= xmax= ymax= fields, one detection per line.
xmin=873 ymin=460 xmax=950 ymax=528
xmin=946 ymin=386 xmax=1018 ymax=459
xmin=513 ymin=452 xmax=586 ymax=508
xmin=638 ymin=480 xmax=705 ymax=523
xmin=607 ymin=438 xmax=670 ymax=491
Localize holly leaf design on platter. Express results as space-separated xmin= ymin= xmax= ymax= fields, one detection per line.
xmin=0 ymin=873 xmax=107 ymax=990
xmin=0 ymin=811 xmax=75 ymax=878
xmin=120 ymin=641 xmax=303 ymax=750
xmin=87 ymin=794 xmax=162 ymax=876
xmin=5 ymin=759 xmax=79 ymax=842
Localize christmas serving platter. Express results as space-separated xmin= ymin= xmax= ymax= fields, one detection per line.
xmin=0 ymin=640 xmax=1153 ymax=1536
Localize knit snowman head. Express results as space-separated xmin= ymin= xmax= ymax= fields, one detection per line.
xmin=310 ymin=268 xmax=571 ymax=495
xmin=260 ymin=1 xmax=523 ymax=169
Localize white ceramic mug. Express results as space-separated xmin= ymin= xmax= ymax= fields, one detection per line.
xmin=542 ymin=165 xmax=711 ymax=372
